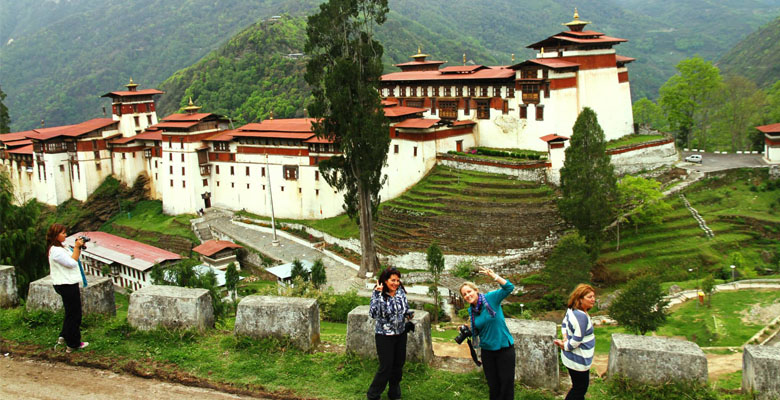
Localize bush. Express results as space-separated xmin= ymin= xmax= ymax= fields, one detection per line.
xmin=532 ymin=292 xmax=566 ymax=311
xmin=451 ymin=259 xmax=477 ymax=279
xmin=423 ymin=303 xmax=450 ymax=322
xmin=319 ymin=290 xmax=370 ymax=323
xmin=457 ymin=307 xmax=470 ymax=319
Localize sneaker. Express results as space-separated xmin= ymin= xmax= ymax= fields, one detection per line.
xmin=66 ymin=342 xmax=89 ymax=353
xmin=56 ymin=337 xmax=65 ymax=346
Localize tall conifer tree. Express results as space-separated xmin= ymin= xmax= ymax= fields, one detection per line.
xmin=305 ymin=0 xmax=390 ymax=277
xmin=0 ymin=85 xmax=10 ymax=133
xmin=558 ymin=107 xmax=617 ymax=257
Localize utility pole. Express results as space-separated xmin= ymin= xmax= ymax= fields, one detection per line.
xmin=266 ymin=153 xmax=279 ymax=246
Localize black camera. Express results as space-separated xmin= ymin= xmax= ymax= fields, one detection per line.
xmin=78 ymin=235 xmax=91 ymax=249
xmin=454 ymin=325 xmax=472 ymax=344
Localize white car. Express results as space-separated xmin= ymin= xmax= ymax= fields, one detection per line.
xmin=685 ymin=154 xmax=703 ymax=163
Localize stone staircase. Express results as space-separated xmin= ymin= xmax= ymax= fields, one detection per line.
xmin=679 ymin=194 xmax=714 ymax=238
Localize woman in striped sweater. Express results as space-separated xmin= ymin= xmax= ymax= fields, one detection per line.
xmin=554 ymin=284 xmax=596 ymax=400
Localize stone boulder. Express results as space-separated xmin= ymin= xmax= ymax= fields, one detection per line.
xmin=505 ymin=319 xmax=559 ymax=389
xmin=234 ymin=295 xmax=320 ymax=351
xmin=742 ymin=345 xmax=780 ymax=399
xmin=26 ymin=275 xmax=115 ymax=315
xmin=346 ymin=305 xmax=433 ymax=364
xmin=0 ymin=265 xmax=18 ymax=308
xmin=607 ymin=333 xmax=707 ymax=384
xmin=127 ymin=285 xmax=214 ymax=332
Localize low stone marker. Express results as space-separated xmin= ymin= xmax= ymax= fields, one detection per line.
xmin=0 ymin=265 xmax=19 ymax=308
xmin=607 ymin=333 xmax=707 ymax=384
xmin=346 ymin=305 xmax=433 ymax=364
xmin=26 ymin=275 xmax=115 ymax=315
xmin=127 ymin=285 xmax=213 ymax=331
xmin=234 ymin=295 xmax=320 ymax=351
xmin=743 ymin=345 xmax=780 ymax=399
xmin=506 ymin=319 xmax=559 ymax=389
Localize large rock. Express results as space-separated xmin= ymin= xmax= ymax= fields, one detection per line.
xmin=743 ymin=345 xmax=780 ymax=399
xmin=0 ymin=265 xmax=18 ymax=308
xmin=505 ymin=319 xmax=559 ymax=389
xmin=234 ymin=295 xmax=320 ymax=351
xmin=26 ymin=275 xmax=115 ymax=315
xmin=346 ymin=305 xmax=433 ymax=364
xmin=607 ymin=334 xmax=707 ymax=384
xmin=127 ymin=285 xmax=214 ymax=332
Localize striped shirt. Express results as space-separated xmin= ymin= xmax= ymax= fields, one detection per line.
xmin=369 ymin=288 xmax=412 ymax=335
xmin=560 ymin=308 xmax=595 ymax=371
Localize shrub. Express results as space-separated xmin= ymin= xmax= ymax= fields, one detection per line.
xmin=423 ymin=303 xmax=450 ymax=322
xmin=457 ymin=307 xmax=470 ymax=319
xmin=532 ymin=292 xmax=566 ymax=311
xmin=319 ymin=290 xmax=370 ymax=323
xmin=451 ymin=259 xmax=477 ymax=279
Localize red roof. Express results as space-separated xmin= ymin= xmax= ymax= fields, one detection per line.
xmin=439 ymin=65 xmax=485 ymax=74
xmin=102 ymin=89 xmax=164 ymax=98
xmin=382 ymin=99 xmax=399 ymax=106
xmin=192 ymin=240 xmax=243 ymax=257
xmin=0 ymin=130 xmax=38 ymax=143
xmin=756 ymin=123 xmax=780 ymax=133
xmin=7 ymin=144 xmax=33 ymax=155
xmin=230 ymin=131 xmax=315 ymax=140
xmin=452 ymin=120 xmax=477 ymax=127
xmin=540 ymin=134 xmax=570 ymax=142
xmin=155 ymin=121 xmax=200 ymax=129
xmin=34 ymin=118 xmax=118 ymax=140
xmin=304 ymin=136 xmax=334 ymax=144
xmin=66 ymin=231 xmax=181 ymax=265
xmin=514 ymin=58 xmax=580 ymax=70
xmin=161 ymin=113 xmax=214 ymax=122
xmin=203 ymin=129 xmax=237 ymax=142
xmin=240 ymin=118 xmax=316 ymax=133
xmin=383 ymin=106 xmax=427 ymax=118
xmin=394 ymin=60 xmax=446 ymax=67
xmin=382 ymin=66 xmax=515 ymax=82
xmin=393 ymin=118 xmax=440 ymax=129
xmin=616 ymin=55 xmax=636 ymax=64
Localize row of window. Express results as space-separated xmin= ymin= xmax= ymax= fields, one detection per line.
xmin=385 ymin=85 xmax=512 ymax=99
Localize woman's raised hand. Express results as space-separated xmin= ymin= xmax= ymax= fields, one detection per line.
xmin=374 ymin=280 xmax=383 ymax=292
xmin=479 ymin=267 xmax=498 ymax=280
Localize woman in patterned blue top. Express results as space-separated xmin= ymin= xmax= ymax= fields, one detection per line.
xmin=366 ymin=267 xmax=414 ymax=400
xmin=554 ymin=284 xmax=596 ymax=400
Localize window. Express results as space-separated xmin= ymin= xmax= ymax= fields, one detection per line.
xmin=182 ymin=180 xmax=186 ymax=188
xmin=216 ymin=165 xmax=220 ymax=174
xmin=298 ymin=188 xmax=302 ymax=194
xmin=281 ymin=186 xmax=284 ymax=192
xmin=521 ymin=69 xmax=537 ymax=79
xmin=182 ymin=167 xmax=185 ymax=176
xmin=134 ymin=116 xmax=140 ymax=127
xmin=155 ymin=160 xmax=158 ymax=168
xmin=480 ymin=86 xmax=488 ymax=97
xmin=262 ymin=185 xmax=265 ymax=190
xmin=180 ymin=138 xmax=184 ymax=149
xmin=122 ymin=153 xmax=126 ymax=159
xmin=439 ymin=100 xmax=458 ymax=120
xmin=520 ymin=105 xmax=527 ymax=119
xmin=202 ymin=179 xmax=208 ymax=186
xmin=217 ymin=181 xmax=220 ymax=187
xmin=246 ymin=166 xmax=250 ymax=176
xmin=430 ymin=98 xmax=437 ymax=115
xmin=181 ymin=154 xmax=184 ymax=162
xmin=155 ymin=173 xmax=158 ymax=180
xmin=214 ymin=142 xmax=229 ymax=151
xmin=544 ymin=82 xmax=550 ymax=98
xmin=536 ymin=105 xmax=544 ymax=121
xmin=502 ymin=100 xmax=509 ymax=115
xmin=476 ymin=99 xmax=490 ymax=119
xmin=247 ymin=183 xmax=250 ymax=189
xmin=406 ymin=99 xmax=423 ymax=108
xmin=316 ymin=189 xmax=319 ymax=196
xmin=168 ymin=137 xmax=172 ymax=148
xmin=147 ymin=115 xmax=152 ymax=125
xmin=283 ymin=165 xmax=299 ymax=180
xmin=170 ymin=180 xmax=173 ymax=187
xmin=413 ymin=147 xmax=418 ymax=157
xmin=230 ymin=166 xmax=234 ymax=175
xmin=170 ymin=166 xmax=173 ymax=174
xmin=464 ymin=97 xmax=470 ymax=115
xmin=409 ymin=86 xmax=417 ymax=97
xmin=522 ymin=84 xmax=540 ymax=103
xmin=394 ymin=144 xmax=399 ymax=154
xmin=262 ymin=167 xmax=265 ymax=177
xmin=169 ymin=153 xmax=172 ymax=161
xmin=507 ymin=85 xmax=515 ymax=98
xmin=456 ymin=86 xmax=462 ymax=97
xmin=443 ymin=86 xmax=451 ymax=97
xmin=231 ymin=182 xmax=234 ymax=188
xmin=315 ymin=171 xmax=319 ymax=181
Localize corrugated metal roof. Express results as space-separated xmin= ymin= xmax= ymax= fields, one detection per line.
xmin=240 ymin=118 xmax=316 ymax=133
xmin=101 ymin=89 xmax=164 ymax=98
xmin=64 ymin=232 xmax=181 ymax=271
xmin=381 ymin=66 xmax=515 ymax=82
xmin=540 ymin=134 xmax=569 ymax=142
xmin=7 ymin=144 xmax=33 ymax=154
xmin=192 ymin=240 xmax=242 ymax=257
xmin=33 ymin=118 xmax=118 ymax=140
xmin=383 ymin=106 xmax=427 ymax=117
xmin=393 ymin=118 xmax=440 ymax=129
xmin=757 ymin=123 xmax=780 ymax=133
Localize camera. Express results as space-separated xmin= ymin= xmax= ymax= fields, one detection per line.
xmin=78 ymin=235 xmax=91 ymax=249
xmin=454 ymin=325 xmax=472 ymax=344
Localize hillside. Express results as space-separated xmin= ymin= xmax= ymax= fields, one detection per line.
xmin=718 ymin=17 xmax=780 ymax=88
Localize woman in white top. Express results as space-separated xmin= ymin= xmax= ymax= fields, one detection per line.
xmin=47 ymin=223 xmax=88 ymax=353
xmin=553 ymin=284 xmax=596 ymax=400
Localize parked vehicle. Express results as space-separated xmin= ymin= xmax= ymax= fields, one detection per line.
xmin=685 ymin=154 xmax=703 ymax=163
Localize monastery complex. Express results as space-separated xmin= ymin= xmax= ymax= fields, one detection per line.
xmin=1 ymin=12 xmax=640 ymax=220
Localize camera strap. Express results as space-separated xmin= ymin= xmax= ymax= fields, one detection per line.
xmin=466 ymin=339 xmax=482 ymax=366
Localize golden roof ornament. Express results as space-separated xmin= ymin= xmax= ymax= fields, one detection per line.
xmin=183 ymin=97 xmax=202 ymax=113
xmin=512 ymin=53 xmax=515 ymax=63
xmin=463 ymin=53 xmax=466 ymax=65
xmin=269 ymin=110 xmax=274 ymax=120
xmin=411 ymin=46 xmax=429 ymax=61
xmin=563 ymin=8 xmax=590 ymax=32
xmin=125 ymin=77 xmax=139 ymax=91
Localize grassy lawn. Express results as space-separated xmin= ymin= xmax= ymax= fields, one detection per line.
xmin=235 ymin=210 xmax=359 ymax=240
xmin=606 ymin=134 xmax=667 ymax=149
xmin=101 ymin=200 xmax=199 ymax=242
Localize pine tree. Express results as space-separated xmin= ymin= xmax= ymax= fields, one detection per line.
xmin=225 ymin=262 xmax=239 ymax=301
xmin=310 ymin=258 xmax=327 ymax=289
xmin=558 ymin=107 xmax=617 ymax=257
xmin=609 ymin=276 xmax=668 ymax=335
xmin=0 ymin=85 xmax=10 ymax=133
xmin=426 ymin=243 xmax=444 ymax=323
xmin=304 ymin=0 xmax=391 ymax=277
xmin=290 ymin=258 xmax=310 ymax=282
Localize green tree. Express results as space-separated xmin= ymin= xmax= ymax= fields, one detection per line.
xmin=426 ymin=243 xmax=445 ymax=323
xmin=615 ymin=175 xmax=671 ymax=250
xmin=542 ymin=233 xmax=591 ymax=295
xmin=290 ymin=258 xmax=310 ymax=282
xmin=0 ymin=85 xmax=10 ymax=133
xmin=765 ymin=80 xmax=780 ymax=123
xmin=0 ymin=170 xmax=47 ymax=297
xmin=305 ymin=0 xmax=391 ymax=277
xmin=711 ymin=75 xmax=767 ymax=152
xmin=632 ymin=98 xmax=667 ymax=131
xmin=609 ymin=276 xmax=669 ymax=335
xmin=659 ymin=56 xmax=722 ymax=149
xmin=310 ymin=258 xmax=327 ymax=289
xmin=558 ymin=107 xmax=617 ymax=257
xmin=225 ymin=262 xmax=239 ymax=301
xmin=701 ymin=276 xmax=716 ymax=307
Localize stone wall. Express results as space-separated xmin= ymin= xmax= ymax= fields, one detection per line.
xmin=438 ymin=155 xmax=548 ymax=183
xmin=127 ymin=285 xmax=214 ymax=332
xmin=742 ymin=345 xmax=780 ymax=399
xmin=26 ymin=275 xmax=115 ymax=315
xmin=505 ymin=319 xmax=559 ymax=389
xmin=609 ymin=139 xmax=678 ymax=175
xmin=0 ymin=265 xmax=18 ymax=308
xmin=346 ymin=305 xmax=433 ymax=364
xmin=607 ymin=334 xmax=707 ymax=384
xmin=234 ymin=295 xmax=320 ymax=351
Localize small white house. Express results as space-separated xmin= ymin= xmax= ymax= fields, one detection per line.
xmin=266 ymin=260 xmax=314 ymax=285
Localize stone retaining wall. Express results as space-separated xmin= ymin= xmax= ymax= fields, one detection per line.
xmin=127 ymin=285 xmax=214 ymax=331
xmin=234 ymin=295 xmax=320 ymax=351
xmin=26 ymin=275 xmax=115 ymax=315
xmin=609 ymin=139 xmax=678 ymax=175
xmin=0 ymin=265 xmax=18 ymax=308
xmin=346 ymin=305 xmax=433 ymax=364
xmin=505 ymin=319 xmax=559 ymax=389
xmin=742 ymin=345 xmax=780 ymax=399
xmin=607 ymin=334 xmax=707 ymax=384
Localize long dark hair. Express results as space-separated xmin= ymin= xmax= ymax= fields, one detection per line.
xmin=46 ymin=223 xmax=67 ymax=256
xmin=378 ymin=267 xmax=404 ymax=298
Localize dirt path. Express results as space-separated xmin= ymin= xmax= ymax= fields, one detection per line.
xmin=0 ymin=356 xmax=269 ymax=400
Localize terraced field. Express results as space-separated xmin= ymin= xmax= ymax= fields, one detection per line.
xmin=374 ymin=166 xmax=565 ymax=255
xmin=599 ymin=168 xmax=780 ymax=283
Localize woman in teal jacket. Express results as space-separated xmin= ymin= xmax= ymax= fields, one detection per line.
xmin=459 ymin=267 xmax=515 ymax=400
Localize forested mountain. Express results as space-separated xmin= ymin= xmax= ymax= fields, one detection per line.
xmin=718 ymin=17 xmax=780 ymax=88
xmin=2 ymin=0 xmax=779 ymax=131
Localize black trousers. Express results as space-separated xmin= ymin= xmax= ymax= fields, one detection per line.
xmin=367 ymin=332 xmax=407 ymax=400
xmin=565 ymin=368 xmax=590 ymax=400
xmin=53 ymin=283 xmax=82 ymax=348
xmin=481 ymin=345 xmax=515 ymax=400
